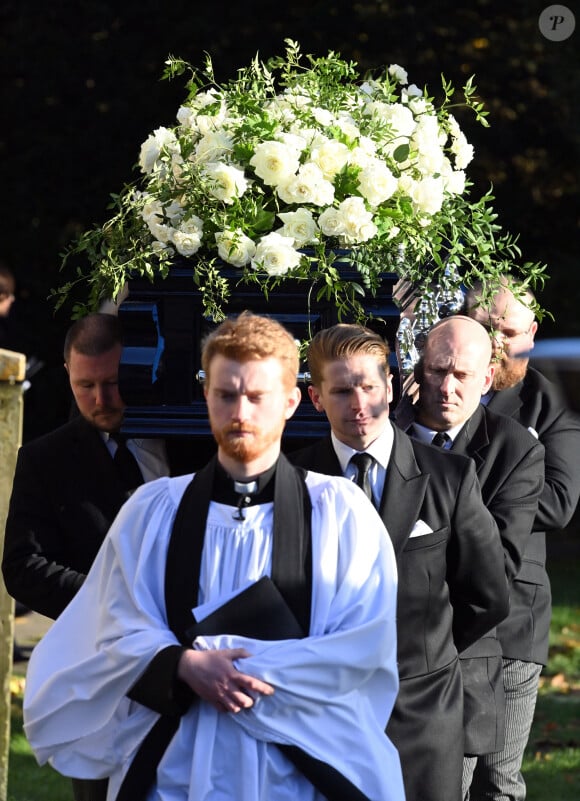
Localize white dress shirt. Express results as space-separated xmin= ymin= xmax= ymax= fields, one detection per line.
xmin=331 ymin=422 xmax=394 ymax=506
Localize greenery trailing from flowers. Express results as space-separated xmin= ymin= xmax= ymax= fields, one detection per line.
xmin=53 ymin=39 xmax=547 ymax=321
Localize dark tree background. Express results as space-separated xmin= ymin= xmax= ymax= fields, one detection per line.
xmin=1 ymin=0 xmax=578 ymax=435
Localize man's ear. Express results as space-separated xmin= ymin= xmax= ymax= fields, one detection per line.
xmin=284 ymin=386 xmax=302 ymax=420
xmin=482 ymin=364 xmax=495 ymax=395
xmin=307 ymin=384 xmax=325 ymax=413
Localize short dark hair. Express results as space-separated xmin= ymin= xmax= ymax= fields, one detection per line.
xmin=307 ymin=324 xmax=390 ymax=387
xmin=63 ymin=313 xmax=124 ymax=363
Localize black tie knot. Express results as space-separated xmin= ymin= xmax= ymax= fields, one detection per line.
xmin=350 ymin=452 xmax=375 ymax=501
xmin=431 ymin=431 xmax=450 ymax=448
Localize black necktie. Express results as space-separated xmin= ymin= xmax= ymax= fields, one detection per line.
xmin=110 ymin=434 xmax=145 ymax=493
xmin=350 ymin=452 xmax=375 ymax=501
xmin=431 ymin=431 xmax=450 ymax=448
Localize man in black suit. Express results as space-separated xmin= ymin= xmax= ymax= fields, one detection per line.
xmin=463 ymin=282 xmax=580 ymax=800
xmin=2 ymin=312 xmax=190 ymax=801
xmin=289 ymin=322 xmax=510 ymax=801
xmin=400 ymin=314 xmax=545 ymax=799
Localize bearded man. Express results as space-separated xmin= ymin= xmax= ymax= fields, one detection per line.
xmin=463 ymin=280 xmax=580 ymax=800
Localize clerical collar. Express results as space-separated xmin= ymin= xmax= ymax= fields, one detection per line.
xmin=212 ymin=460 xmax=277 ymax=519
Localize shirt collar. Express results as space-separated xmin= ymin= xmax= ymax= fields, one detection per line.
xmin=331 ymin=421 xmax=393 ymax=472
xmin=410 ymin=420 xmax=464 ymax=446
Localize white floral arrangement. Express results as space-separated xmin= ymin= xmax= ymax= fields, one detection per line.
xmin=57 ymin=39 xmax=546 ymax=321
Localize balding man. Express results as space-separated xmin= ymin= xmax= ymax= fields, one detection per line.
xmin=397 ymin=315 xmax=545 ymax=799
xmin=464 ymin=283 xmax=580 ymax=800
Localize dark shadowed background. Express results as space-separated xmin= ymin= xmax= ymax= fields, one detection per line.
xmin=1 ymin=0 xmax=578 ymax=438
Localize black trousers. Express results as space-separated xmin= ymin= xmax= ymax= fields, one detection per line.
xmin=71 ymin=778 xmax=109 ymax=801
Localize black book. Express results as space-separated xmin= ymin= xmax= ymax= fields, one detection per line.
xmin=186 ymin=576 xmax=305 ymax=642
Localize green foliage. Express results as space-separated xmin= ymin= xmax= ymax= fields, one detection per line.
xmin=52 ymin=39 xmax=547 ymax=323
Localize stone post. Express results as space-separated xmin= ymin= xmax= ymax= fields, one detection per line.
xmin=0 ymin=348 xmax=26 ymax=801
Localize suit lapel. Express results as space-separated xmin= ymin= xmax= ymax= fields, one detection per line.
xmin=450 ymin=405 xmax=489 ymax=471
xmin=303 ymin=437 xmax=343 ymax=476
xmin=379 ymin=427 xmax=429 ymax=555
xmin=69 ymin=416 xmax=129 ymax=508
xmin=485 ymin=382 xmax=523 ymax=418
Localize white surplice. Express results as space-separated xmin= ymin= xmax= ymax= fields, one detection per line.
xmin=23 ymin=470 xmax=404 ymax=801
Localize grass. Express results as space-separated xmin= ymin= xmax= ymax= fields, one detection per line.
xmin=6 ymin=538 xmax=580 ymax=800
xmin=521 ymin=544 xmax=580 ymax=800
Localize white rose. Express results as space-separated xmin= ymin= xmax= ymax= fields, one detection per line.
xmin=410 ymin=176 xmax=445 ymax=215
xmin=277 ymin=162 xmax=334 ymax=207
xmin=203 ymin=162 xmax=248 ymax=204
xmin=311 ymin=106 xmax=335 ymax=127
xmin=277 ymin=208 xmax=319 ymax=247
xmin=250 ymin=141 xmax=300 ymax=186
xmin=388 ymin=64 xmax=409 ymax=85
xmin=215 ymin=229 xmax=256 ymax=267
xmin=442 ymin=165 xmax=466 ymax=195
xmin=251 ymin=232 xmax=301 ymax=276
xmin=139 ymin=127 xmax=179 ymax=174
xmin=450 ymin=131 xmax=474 ymax=170
xmin=195 ymin=131 xmax=234 ymax=163
xmin=413 ymin=116 xmax=445 ymax=174
xmin=318 ymin=206 xmax=346 ymax=238
xmin=335 ymin=114 xmax=360 ymax=141
xmin=404 ymin=84 xmax=423 ymax=99
xmin=337 ymin=196 xmax=378 ymax=244
xmin=310 ymin=140 xmax=351 ymax=179
xmin=190 ymin=89 xmax=221 ymax=113
xmin=357 ymin=160 xmax=398 ymax=206
xmin=176 ymin=105 xmax=195 ymax=129
xmin=171 ymin=216 xmax=204 ymax=257
xmin=142 ymin=198 xmax=174 ymax=243
xmin=278 ymin=131 xmax=309 ymax=154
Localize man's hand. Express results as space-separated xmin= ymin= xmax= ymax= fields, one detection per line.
xmin=177 ymin=647 xmax=274 ymax=713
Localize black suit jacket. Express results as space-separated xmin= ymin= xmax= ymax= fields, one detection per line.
xmin=2 ymin=416 xmax=191 ymax=619
xmin=444 ymin=403 xmax=545 ymax=753
xmin=290 ymin=426 xmax=508 ymax=801
xmin=485 ymin=366 xmax=580 ymax=664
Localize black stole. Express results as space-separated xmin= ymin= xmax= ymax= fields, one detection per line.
xmin=116 ymin=454 xmax=371 ymax=801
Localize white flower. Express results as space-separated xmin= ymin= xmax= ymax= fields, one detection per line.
xmin=277 ymin=208 xmax=320 ymax=247
xmin=369 ymin=102 xmax=416 ymax=140
xmin=250 ymin=140 xmax=301 ymax=186
xmin=251 ymin=232 xmax=301 ymax=276
xmin=215 ymin=229 xmax=256 ymax=267
xmin=311 ymin=106 xmax=335 ymax=127
xmin=310 ymin=139 xmax=351 ymax=179
xmin=171 ymin=216 xmax=204 ymax=257
xmin=357 ymin=160 xmax=398 ymax=207
xmin=195 ymin=130 xmax=234 ymax=163
xmin=139 ymin=127 xmax=180 ymax=174
xmin=410 ymin=176 xmax=445 ymax=215
xmin=404 ymin=84 xmax=424 ymax=99
xmin=337 ymin=196 xmax=378 ymax=244
xmin=318 ymin=206 xmax=346 ymax=238
xmin=441 ymin=160 xmax=467 ymax=195
xmin=203 ymin=162 xmax=248 ymax=204
xmin=388 ymin=64 xmax=408 ymax=85
xmin=66 ymin=43 xmax=537 ymax=332
xmin=141 ymin=198 xmax=176 ymax=243
xmin=277 ymin=162 xmax=335 ymax=206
